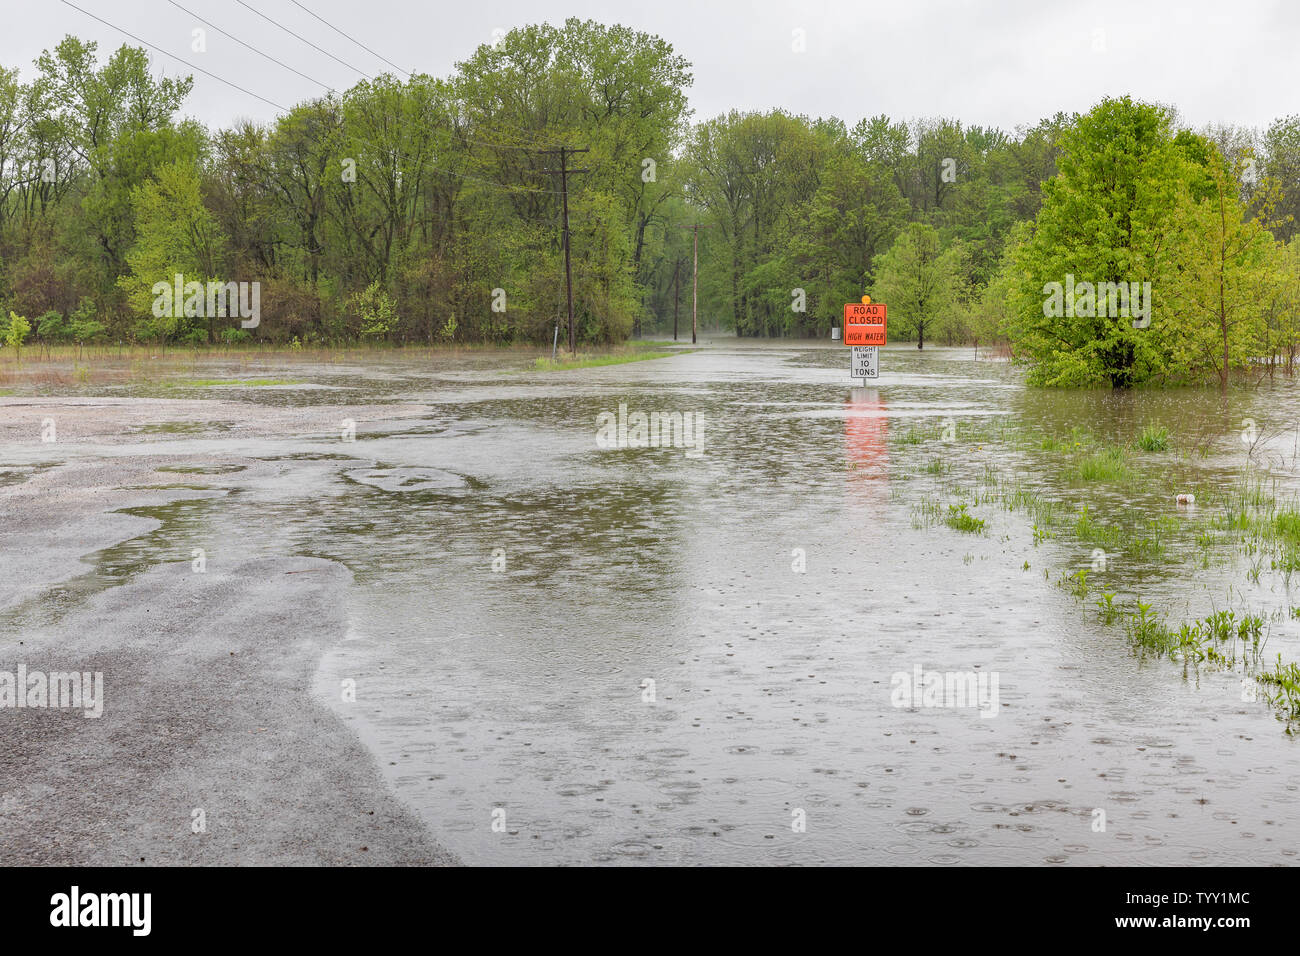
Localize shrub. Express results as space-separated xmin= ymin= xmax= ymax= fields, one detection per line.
xmin=349 ymin=281 xmax=398 ymax=340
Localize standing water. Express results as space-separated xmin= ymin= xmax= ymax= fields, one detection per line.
xmin=5 ymin=341 xmax=1298 ymax=865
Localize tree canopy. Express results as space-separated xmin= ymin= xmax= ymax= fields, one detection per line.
xmin=2 ymin=27 xmax=1300 ymax=388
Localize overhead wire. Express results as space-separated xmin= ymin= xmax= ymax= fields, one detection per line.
xmin=286 ymin=0 xmax=411 ymax=77
xmin=59 ymin=0 xmax=289 ymax=112
xmin=67 ymin=1 xmax=566 ymax=196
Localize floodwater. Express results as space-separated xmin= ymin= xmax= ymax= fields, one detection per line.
xmin=5 ymin=341 xmax=1300 ymax=865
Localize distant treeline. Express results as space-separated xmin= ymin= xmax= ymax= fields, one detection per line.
xmin=2 ymin=21 xmax=1300 ymax=385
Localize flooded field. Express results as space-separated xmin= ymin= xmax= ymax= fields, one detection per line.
xmin=2 ymin=340 xmax=1299 ymax=865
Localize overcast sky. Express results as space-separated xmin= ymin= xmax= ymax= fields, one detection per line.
xmin=10 ymin=0 xmax=1299 ymax=135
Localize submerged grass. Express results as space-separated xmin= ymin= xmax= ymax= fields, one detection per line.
xmin=1137 ymin=423 xmax=1172 ymax=452
xmin=178 ymin=378 xmax=304 ymax=387
xmin=944 ymin=503 xmax=985 ymax=534
xmin=1071 ymin=447 xmax=1132 ymax=482
xmin=1259 ymin=657 xmax=1300 ymax=724
xmin=900 ymin=412 xmax=1300 ymax=729
xmin=532 ymin=350 xmax=677 ymax=371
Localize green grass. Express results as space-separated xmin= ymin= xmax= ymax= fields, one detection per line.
xmin=1274 ymin=510 xmax=1300 ymax=542
xmin=944 ymin=503 xmax=985 ymax=534
xmin=895 ymin=412 xmax=1300 ymax=729
xmin=178 ymin=378 xmax=305 ymax=387
xmin=1260 ymin=656 xmax=1300 ymax=723
xmin=1072 ymin=506 xmax=1122 ymax=548
xmin=1066 ymin=568 xmax=1090 ymax=597
xmin=1071 ymin=447 xmax=1132 ymax=482
xmin=1137 ymin=423 xmax=1171 ymax=452
xmin=532 ymin=350 xmax=676 ymax=371
xmin=1125 ymin=601 xmax=1174 ymax=654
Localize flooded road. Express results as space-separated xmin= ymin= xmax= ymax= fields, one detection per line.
xmin=3 ymin=341 xmax=1299 ymax=865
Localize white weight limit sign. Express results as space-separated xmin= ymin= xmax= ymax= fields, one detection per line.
xmin=851 ymin=346 xmax=878 ymax=380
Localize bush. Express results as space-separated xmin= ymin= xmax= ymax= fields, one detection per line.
xmin=348 ymin=281 xmax=398 ymax=340
xmin=69 ymin=298 xmax=107 ymax=343
xmin=6 ymin=311 xmax=31 ymax=358
xmin=36 ymin=309 xmax=68 ymax=341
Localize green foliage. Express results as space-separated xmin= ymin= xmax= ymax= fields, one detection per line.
xmin=944 ymin=503 xmax=985 ymax=533
xmin=870 ymin=223 xmax=966 ymax=348
xmin=348 ymin=281 xmax=398 ymax=340
xmin=120 ymin=161 xmax=228 ymax=343
xmin=1001 ymin=96 xmax=1280 ymax=387
xmin=1137 ymin=423 xmax=1171 ymax=451
xmin=2 ymin=32 xmax=1300 ymax=366
xmin=35 ymin=310 xmax=66 ymax=341
xmin=5 ymin=310 xmax=30 ymax=357
xmin=68 ymin=297 xmax=106 ymax=342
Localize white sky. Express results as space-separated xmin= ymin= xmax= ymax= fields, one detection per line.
xmin=9 ymin=0 xmax=1299 ymax=134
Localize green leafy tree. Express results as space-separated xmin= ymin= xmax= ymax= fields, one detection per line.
xmin=1003 ymin=97 xmax=1200 ymax=386
xmin=6 ymin=310 xmax=30 ymax=359
xmin=1164 ymin=151 xmax=1274 ymax=387
xmin=870 ymin=223 xmax=964 ymax=349
xmin=120 ymin=161 xmax=228 ymax=341
xmin=349 ymin=280 xmax=398 ymax=340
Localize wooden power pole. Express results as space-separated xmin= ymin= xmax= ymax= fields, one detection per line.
xmin=541 ymin=146 xmax=589 ymax=352
xmin=677 ymin=223 xmax=713 ymax=345
xmin=671 ymin=258 xmax=681 ymax=341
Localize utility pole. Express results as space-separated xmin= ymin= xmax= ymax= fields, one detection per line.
xmin=540 ymin=146 xmax=589 ymax=353
xmin=671 ymin=258 xmax=680 ymax=341
xmin=677 ymin=223 xmax=713 ymax=345
xmin=691 ymin=225 xmax=698 ymax=345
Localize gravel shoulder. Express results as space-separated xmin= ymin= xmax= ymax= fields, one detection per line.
xmin=0 ymin=397 xmax=457 ymax=865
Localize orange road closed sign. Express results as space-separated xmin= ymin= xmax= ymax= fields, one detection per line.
xmin=844 ymin=303 xmax=887 ymax=346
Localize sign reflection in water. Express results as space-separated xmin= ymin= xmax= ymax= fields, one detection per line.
xmin=844 ymin=387 xmax=888 ymax=495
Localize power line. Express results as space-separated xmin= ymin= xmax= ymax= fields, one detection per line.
xmin=167 ymin=0 xmax=336 ymax=93
xmin=63 ymin=1 xmax=570 ymax=198
xmin=59 ymin=0 xmax=289 ymax=111
xmin=240 ymin=0 xmax=571 ymax=154
xmin=287 ymin=0 xmax=410 ymax=78
xmin=182 ymin=3 xmax=565 ymax=159
xmin=233 ymin=0 xmax=373 ymax=79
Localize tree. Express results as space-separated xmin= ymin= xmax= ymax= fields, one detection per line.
xmin=787 ymin=151 xmax=907 ymax=335
xmin=5 ymin=310 xmax=30 ymax=360
xmin=1003 ymin=97 xmax=1199 ymax=386
xmin=871 ymin=223 xmax=964 ymax=349
xmin=119 ymin=161 xmax=228 ymax=342
xmin=1163 ymin=150 xmax=1274 ymax=388
xmin=349 ymin=280 xmax=398 ymax=340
